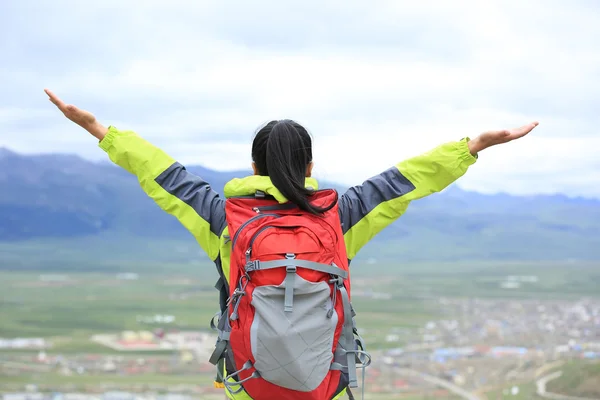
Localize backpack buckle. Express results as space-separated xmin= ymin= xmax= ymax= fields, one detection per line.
xmin=285 ymin=265 xmax=297 ymax=273
xmin=245 ymin=260 xmax=260 ymax=272
xmin=330 ymin=276 xmax=344 ymax=287
xmin=255 ymin=190 xmax=266 ymax=198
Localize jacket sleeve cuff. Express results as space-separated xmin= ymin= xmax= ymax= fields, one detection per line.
xmin=460 ymin=137 xmax=478 ymax=163
xmin=98 ymin=125 xmax=118 ymax=153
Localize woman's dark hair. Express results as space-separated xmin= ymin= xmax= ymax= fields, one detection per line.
xmin=251 ymin=119 xmax=334 ymax=215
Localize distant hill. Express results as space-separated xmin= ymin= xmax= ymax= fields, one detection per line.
xmin=1 ymin=147 xmax=599 ymax=270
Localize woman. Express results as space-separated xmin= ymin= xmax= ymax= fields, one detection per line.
xmin=44 ymin=89 xmax=538 ymax=400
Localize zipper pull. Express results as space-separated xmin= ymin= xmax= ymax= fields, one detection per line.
xmin=252 ymin=207 xmax=261 ymax=213
xmin=245 ymin=248 xmax=252 ymax=265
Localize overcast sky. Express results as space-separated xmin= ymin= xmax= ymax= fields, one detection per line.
xmin=1 ymin=0 xmax=599 ymax=197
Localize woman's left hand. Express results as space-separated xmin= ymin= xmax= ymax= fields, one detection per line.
xmin=469 ymin=121 xmax=539 ymax=155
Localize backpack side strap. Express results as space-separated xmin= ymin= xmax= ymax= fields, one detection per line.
xmin=329 ymin=282 xmax=372 ymax=394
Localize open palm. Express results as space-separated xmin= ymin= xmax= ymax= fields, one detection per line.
xmin=45 ymin=89 xmax=96 ymax=127
xmin=44 ymin=89 xmax=107 ymax=140
xmin=469 ymin=122 xmax=539 ymax=154
xmin=481 ymin=122 xmax=538 ymax=145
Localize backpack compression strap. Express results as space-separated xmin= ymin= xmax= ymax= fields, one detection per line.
xmin=245 ymin=255 xmax=347 ymax=313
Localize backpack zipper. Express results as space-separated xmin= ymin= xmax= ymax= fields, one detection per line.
xmin=231 ymin=204 xmax=296 ymax=249
xmin=231 ymin=213 xmax=280 ymax=250
xmin=244 ymin=224 xmax=300 ymax=262
xmin=252 ymin=203 xmax=298 ymax=213
xmin=245 ymin=225 xmax=277 ymax=260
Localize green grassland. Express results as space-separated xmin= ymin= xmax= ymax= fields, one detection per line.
xmin=546 ymin=360 xmax=600 ymax=399
xmin=481 ymin=382 xmax=538 ymax=399
xmin=0 ymin=271 xmax=436 ymax=353
xmin=363 ymin=260 xmax=600 ymax=299
xmin=1 ymin=272 xmax=218 ymax=349
xmin=0 ymin=372 xmax=213 ymax=386
xmin=2 ymin=260 xmax=599 ymax=352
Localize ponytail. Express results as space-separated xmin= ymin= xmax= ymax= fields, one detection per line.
xmin=264 ymin=120 xmax=334 ymax=215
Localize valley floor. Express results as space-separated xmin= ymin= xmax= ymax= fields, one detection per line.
xmin=1 ymin=261 xmax=599 ymax=399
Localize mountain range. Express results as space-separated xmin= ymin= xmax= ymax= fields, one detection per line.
xmin=1 ymin=147 xmax=599 ymax=271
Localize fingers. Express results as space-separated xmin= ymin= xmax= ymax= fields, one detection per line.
xmin=508 ymin=121 xmax=539 ymax=139
xmin=44 ymin=88 xmax=84 ymax=118
xmin=476 ymin=121 xmax=539 ymax=152
xmin=519 ymin=121 xmax=539 ymax=132
xmin=44 ymin=88 xmax=68 ymax=112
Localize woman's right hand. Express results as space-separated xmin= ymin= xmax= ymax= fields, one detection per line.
xmin=44 ymin=89 xmax=108 ymax=141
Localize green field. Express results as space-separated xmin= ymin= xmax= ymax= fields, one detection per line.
xmin=1 ymin=272 xmax=218 ymax=342
xmin=3 ymin=260 xmax=599 ymax=351
xmin=546 ymin=360 xmax=600 ymax=399
xmin=0 ymin=271 xmax=437 ymax=354
xmin=481 ymin=382 xmax=538 ymax=400
xmin=363 ymin=260 xmax=600 ymax=300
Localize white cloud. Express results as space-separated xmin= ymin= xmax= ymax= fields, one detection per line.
xmin=1 ymin=0 xmax=599 ymax=197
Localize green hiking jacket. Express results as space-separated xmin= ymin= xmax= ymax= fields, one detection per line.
xmin=99 ymin=126 xmax=477 ymax=399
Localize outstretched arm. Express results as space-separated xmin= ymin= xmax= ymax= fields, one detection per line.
xmin=44 ymin=89 xmax=225 ymax=260
xmin=340 ymin=122 xmax=539 ymax=260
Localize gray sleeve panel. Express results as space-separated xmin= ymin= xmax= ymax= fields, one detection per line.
xmin=338 ymin=166 xmax=416 ymax=235
xmin=154 ymin=162 xmax=227 ymax=237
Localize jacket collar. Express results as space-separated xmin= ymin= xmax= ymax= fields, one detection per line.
xmin=224 ymin=175 xmax=319 ymax=203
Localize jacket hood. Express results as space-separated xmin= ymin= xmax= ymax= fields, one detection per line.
xmin=223 ymin=175 xmax=319 ymax=203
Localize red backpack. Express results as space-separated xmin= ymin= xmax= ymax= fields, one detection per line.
xmin=210 ymin=189 xmax=371 ymax=400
